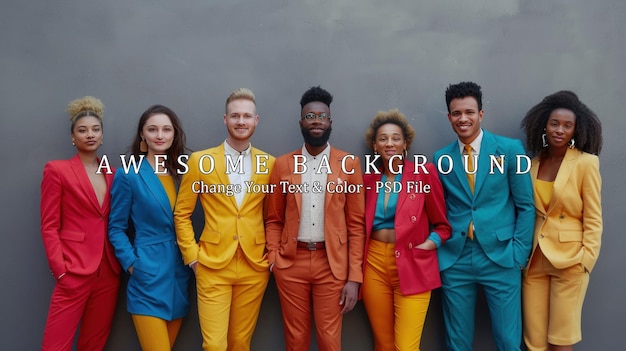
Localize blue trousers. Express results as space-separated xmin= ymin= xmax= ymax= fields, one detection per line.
xmin=440 ymin=239 xmax=522 ymax=351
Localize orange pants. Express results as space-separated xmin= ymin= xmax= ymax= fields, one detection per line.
xmin=362 ymin=239 xmax=431 ymax=351
xmin=273 ymin=247 xmax=345 ymax=351
xmin=41 ymin=257 xmax=120 ymax=351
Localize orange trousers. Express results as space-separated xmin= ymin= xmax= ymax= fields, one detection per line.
xmin=362 ymin=240 xmax=431 ymax=351
xmin=273 ymin=247 xmax=345 ymax=351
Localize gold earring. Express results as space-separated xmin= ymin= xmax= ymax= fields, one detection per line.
xmin=140 ymin=139 xmax=148 ymax=153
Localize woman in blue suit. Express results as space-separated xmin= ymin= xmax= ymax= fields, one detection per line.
xmin=109 ymin=105 xmax=191 ymax=350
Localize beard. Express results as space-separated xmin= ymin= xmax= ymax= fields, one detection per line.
xmin=300 ymin=125 xmax=332 ymax=147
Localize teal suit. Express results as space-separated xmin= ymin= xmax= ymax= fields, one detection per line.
xmin=434 ymin=130 xmax=534 ymax=350
xmin=108 ymin=160 xmax=191 ymax=320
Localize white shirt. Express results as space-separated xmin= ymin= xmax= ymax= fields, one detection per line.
xmin=297 ymin=144 xmax=330 ymax=243
xmin=224 ymin=140 xmax=252 ymax=208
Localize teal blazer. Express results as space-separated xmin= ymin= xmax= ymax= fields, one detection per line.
xmin=434 ymin=130 xmax=535 ymax=270
xmin=108 ymin=160 xmax=190 ymax=320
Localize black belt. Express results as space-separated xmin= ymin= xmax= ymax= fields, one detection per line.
xmin=297 ymin=241 xmax=325 ymax=250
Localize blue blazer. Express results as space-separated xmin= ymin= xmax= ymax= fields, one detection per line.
xmin=434 ymin=130 xmax=535 ymax=270
xmin=108 ymin=160 xmax=191 ymax=320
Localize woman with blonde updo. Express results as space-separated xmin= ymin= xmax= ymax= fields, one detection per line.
xmin=40 ymin=96 xmax=121 ymax=351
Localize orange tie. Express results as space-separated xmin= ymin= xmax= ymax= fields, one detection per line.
xmin=465 ymin=144 xmax=475 ymax=240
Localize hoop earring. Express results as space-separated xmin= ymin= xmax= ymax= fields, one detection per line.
xmin=403 ymin=149 xmax=408 ymax=159
xmin=140 ymin=139 xmax=148 ymax=153
xmin=568 ymin=138 xmax=575 ymax=149
xmin=542 ymin=133 xmax=548 ymax=148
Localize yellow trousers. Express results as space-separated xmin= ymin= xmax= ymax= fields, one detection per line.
xmin=523 ymin=247 xmax=589 ymax=349
xmin=131 ymin=315 xmax=183 ymax=351
xmin=362 ymin=240 xmax=431 ymax=351
xmin=195 ymin=247 xmax=269 ymax=351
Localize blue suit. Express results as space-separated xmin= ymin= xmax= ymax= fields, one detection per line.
xmin=434 ymin=130 xmax=535 ymax=351
xmin=108 ymin=160 xmax=191 ymax=321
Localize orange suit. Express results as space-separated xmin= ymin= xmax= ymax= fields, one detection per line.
xmin=265 ymin=147 xmax=365 ymax=351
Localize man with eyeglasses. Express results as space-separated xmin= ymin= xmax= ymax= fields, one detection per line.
xmin=265 ymin=86 xmax=366 ymax=351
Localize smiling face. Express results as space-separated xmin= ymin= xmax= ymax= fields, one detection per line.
xmin=224 ymin=98 xmax=258 ymax=144
xmin=141 ymin=113 xmax=175 ymax=155
xmin=71 ymin=116 xmax=103 ymax=152
xmin=447 ymin=96 xmax=483 ymax=144
xmin=373 ymin=123 xmax=406 ymax=165
xmin=545 ymin=108 xmax=576 ymax=149
xmin=300 ymin=101 xmax=332 ymax=147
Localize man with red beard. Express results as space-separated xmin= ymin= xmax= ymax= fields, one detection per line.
xmin=264 ymin=86 xmax=366 ymax=351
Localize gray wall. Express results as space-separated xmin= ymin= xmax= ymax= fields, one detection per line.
xmin=1 ymin=0 xmax=624 ymax=350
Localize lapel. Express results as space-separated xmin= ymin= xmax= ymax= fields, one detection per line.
xmin=324 ymin=147 xmax=342 ymax=211
xmin=70 ymin=154 xmax=107 ymax=215
xmin=214 ymin=143 xmax=238 ymax=209
xmin=449 ymin=142 xmax=473 ymax=198
xmin=395 ymin=161 xmax=411 ymax=211
xmin=242 ymin=147 xmax=261 ymax=208
xmin=530 ymin=156 xmax=545 ymax=216
xmin=474 ymin=130 xmax=497 ymax=195
xmin=290 ymin=149 xmax=303 ymax=216
xmin=364 ymin=172 xmax=382 ymax=234
xmin=546 ymin=148 xmax=578 ymax=214
xmin=138 ymin=160 xmax=174 ymax=221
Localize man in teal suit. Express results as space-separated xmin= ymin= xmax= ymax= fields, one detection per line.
xmin=434 ymin=82 xmax=534 ymax=350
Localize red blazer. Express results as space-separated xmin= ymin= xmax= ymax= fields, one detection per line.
xmin=363 ymin=161 xmax=451 ymax=295
xmin=40 ymin=155 xmax=120 ymax=279
xmin=265 ymin=147 xmax=366 ymax=282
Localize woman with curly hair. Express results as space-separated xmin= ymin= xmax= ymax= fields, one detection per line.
xmin=361 ymin=109 xmax=451 ymax=350
xmin=108 ymin=105 xmax=191 ymax=350
xmin=520 ymin=91 xmax=603 ymax=351
xmin=40 ymin=96 xmax=121 ymax=351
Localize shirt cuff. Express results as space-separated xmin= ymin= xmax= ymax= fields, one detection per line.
xmin=428 ymin=232 xmax=442 ymax=248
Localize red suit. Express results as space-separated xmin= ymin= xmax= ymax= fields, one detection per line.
xmin=40 ymin=155 xmax=121 ymax=351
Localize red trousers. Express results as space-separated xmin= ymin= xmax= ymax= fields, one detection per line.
xmin=273 ymin=247 xmax=345 ymax=351
xmin=42 ymin=257 xmax=120 ymax=351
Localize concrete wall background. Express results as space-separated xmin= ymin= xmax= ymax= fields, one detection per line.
xmin=1 ymin=0 xmax=624 ymax=349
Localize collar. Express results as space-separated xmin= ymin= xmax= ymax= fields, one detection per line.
xmin=457 ymin=128 xmax=484 ymax=154
xmin=301 ymin=143 xmax=331 ymax=159
xmin=224 ymin=140 xmax=252 ymax=157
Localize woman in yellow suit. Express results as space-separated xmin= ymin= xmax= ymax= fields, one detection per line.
xmin=520 ymin=91 xmax=603 ymax=351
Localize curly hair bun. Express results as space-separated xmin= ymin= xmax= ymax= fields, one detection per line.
xmin=66 ymin=96 xmax=104 ymax=121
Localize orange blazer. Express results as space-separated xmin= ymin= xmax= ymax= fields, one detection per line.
xmin=40 ymin=155 xmax=120 ymax=279
xmin=265 ymin=147 xmax=366 ymax=283
xmin=529 ymin=148 xmax=602 ymax=273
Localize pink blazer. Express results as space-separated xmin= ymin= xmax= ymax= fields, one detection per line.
xmin=363 ymin=161 xmax=451 ymax=295
xmin=40 ymin=155 xmax=120 ymax=279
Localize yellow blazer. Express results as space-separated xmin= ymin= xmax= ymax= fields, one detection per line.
xmin=175 ymin=143 xmax=275 ymax=271
xmin=529 ymin=148 xmax=602 ymax=273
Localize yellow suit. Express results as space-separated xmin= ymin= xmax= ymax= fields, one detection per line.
xmin=528 ymin=148 xmax=602 ymax=273
xmin=175 ymin=143 xmax=275 ymax=351
xmin=523 ymin=147 xmax=602 ymax=349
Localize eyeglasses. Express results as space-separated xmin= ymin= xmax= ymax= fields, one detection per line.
xmin=301 ymin=112 xmax=331 ymax=122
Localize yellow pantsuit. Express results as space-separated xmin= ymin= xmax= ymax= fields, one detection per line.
xmin=175 ymin=144 xmax=275 ymax=351
xmin=523 ymin=148 xmax=602 ymax=349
